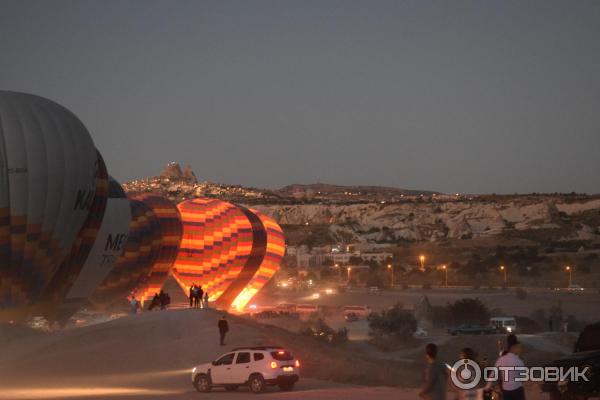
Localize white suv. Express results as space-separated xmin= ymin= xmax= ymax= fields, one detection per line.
xmin=191 ymin=346 xmax=300 ymax=393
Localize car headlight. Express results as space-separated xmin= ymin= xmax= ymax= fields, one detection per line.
xmin=192 ymin=367 xmax=197 ymax=373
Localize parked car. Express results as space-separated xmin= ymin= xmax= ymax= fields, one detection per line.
xmin=413 ymin=327 xmax=429 ymax=338
xmin=345 ymin=312 xmax=359 ymax=322
xmin=448 ymin=324 xmax=497 ymax=336
xmin=192 ymin=347 xmax=300 ymax=393
xmin=541 ymin=322 xmax=600 ymax=399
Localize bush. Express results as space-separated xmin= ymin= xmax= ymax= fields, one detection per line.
xmin=368 ymin=303 xmax=417 ymax=339
xmin=300 ymin=318 xmax=348 ymax=345
xmin=447 ymin=298 xmax=490 ymax=325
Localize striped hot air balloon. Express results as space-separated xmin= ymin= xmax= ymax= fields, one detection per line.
xmin=172 ymin=198 xmax=284 ymax=311
xmin=89 ymin=199 xmax=162 ymax=309
xmin=230 ymin=210 xmax=284 ymax=312
xmin=0 ymin=91 xmax=98 ymax=321
xmin=130 ymin=194 xmax=182 ymax=304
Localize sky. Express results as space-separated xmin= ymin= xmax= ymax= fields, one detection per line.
xmin=0 ymin=0 xmax=599 ymax=194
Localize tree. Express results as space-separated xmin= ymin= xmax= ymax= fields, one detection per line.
xmin=447 ymin=298 xmax=490 ymax=325
xmin=368 ymin=303 xmax=417 ymax=338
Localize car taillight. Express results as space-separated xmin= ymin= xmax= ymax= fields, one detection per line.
xmin=295 ymin=360 xmax=300 ymax=368
xmin=271 ymin=361 xmax=278 ymax=369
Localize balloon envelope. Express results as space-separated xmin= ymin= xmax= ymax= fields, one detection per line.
xmin=172 ymin=198 xmax=284 ymax=311
xmin=90 ymin=199 xmax=162 ymax=309
xmin=0 ymin=91 xmax=98 ymax=320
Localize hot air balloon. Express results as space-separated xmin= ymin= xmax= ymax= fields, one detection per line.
xmin=172 ymin=198 xmax=284 ymax=311
xmin=230 ymin=210 xmax=284 ymax=312
xmin=43 ymin=175 xmax=131 ymax=322
xmin=129 ymin=194 xmax=182 ymax=304
xmin=35 ymin=151 xmax=109 ymax=320
xmin=89 ymin=199 xmax=162 ymax=309
xmin=0 ymin=91 xmax=98 ymax=321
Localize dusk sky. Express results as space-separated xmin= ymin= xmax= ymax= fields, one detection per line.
xmin=1 ymin=0 xmax=598 ymax=194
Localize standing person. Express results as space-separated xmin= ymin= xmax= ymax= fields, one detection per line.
xmin=197 ymin=286 xmax=204 ymax=309
xmin=149 ymin=293 xmax=160 ymax=310
xmin=203 ymin=291 xmax=209 ymax=309
xmin=487 ymin=334 xmax=525 ymax=400
xmin=159 ymin=290 xmax=167 ymax=310
xmin=419 ymin=343 xmax=448 ymax=400
xmin=130 ymin=297 xmax=140 ymax=314
xmin=189 ymin=284 xmax=195 ymax=308
xmin=192 ymin=285 xmax=199 ymax=308
xmin=218 ymin=315 xmax=229 ymax=346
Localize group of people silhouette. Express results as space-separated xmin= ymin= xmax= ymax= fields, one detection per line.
xmin=189 ymin=284 xmax=209 ymax=308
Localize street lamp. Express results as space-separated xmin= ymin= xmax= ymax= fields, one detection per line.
xmin=442 ymin=264 xmax=448 ymax=287
xmin=419 ymin=255 xmax=425 ymax=271
xmin=500 ymin=265 xmax=507 ymax=285
xmin=565 ymin=266 xmax=572 ymax=287
xmin=347 ymin=267 xmax=352 ymax=283
xmin=335 ymin=263 xmax=341 ymax=281
xmin=387 ymin=264 xmax=394 ymax=287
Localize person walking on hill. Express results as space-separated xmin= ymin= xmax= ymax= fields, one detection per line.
xmin=419 ymin=343 xmax=448 ymax=400
xmin=218 ymin=315 xmax=229 ymax=346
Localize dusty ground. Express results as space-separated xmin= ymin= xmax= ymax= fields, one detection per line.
xmin=0 ymin=308 xmax=562 ymax=400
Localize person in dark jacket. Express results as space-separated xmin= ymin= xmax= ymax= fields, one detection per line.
xmin=218 ymin=315 xmax=229 ymax=346
xmin=189 ymin=284 xmax=195 ymax=308
xmin=197 ymin=286 xmax=204 ymax=309
xmin=419 ymin=343 xmax=448 ymax=400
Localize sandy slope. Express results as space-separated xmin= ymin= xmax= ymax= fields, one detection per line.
xmin=0 ymin=309 xmax=547 ymax=400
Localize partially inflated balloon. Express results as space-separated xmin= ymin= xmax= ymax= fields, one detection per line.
xmin=37 ymin=151 xmax=109 ymax=319
xmin=47 ymin=175 xmax=131 ymax=322
xmin=0 ymin=91 xmax=98 ymax=320
xmin=171 ymin=199 xmax=253 ymax=305
xmin=130 ymin=194 xmax=181 ymax=304
xmin=230 ymin=210 xmax=284 ymax=312
xmin=172 ymin=199 xmax=284 ymax=311
xmin=90 ymin=199 xmax=162 ymax=309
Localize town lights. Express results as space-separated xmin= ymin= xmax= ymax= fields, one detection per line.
xmin=566 ymin=266 xmax=572 ymax=287
xmin=419 ymin=255 xmax=425 ymax=271
xmin=442 ymin=265 xmax=448 ymax=287
xmin=500 ymin=265 xmax=507 ymax=285
xmin=387 ymin=264 xmax=394 ymax=287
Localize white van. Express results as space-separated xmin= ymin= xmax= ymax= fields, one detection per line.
xmin=490 ymin=317 xmax=517 ymax=333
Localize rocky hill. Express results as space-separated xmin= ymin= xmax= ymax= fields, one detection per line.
xmin=253 ymin=198 xmax=600 ymax=244
xmin=124 ymin=163 xmax=600 ymax=250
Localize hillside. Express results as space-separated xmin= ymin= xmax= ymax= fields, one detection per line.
xmin=253 ymin=198 xmax=600 ymax=244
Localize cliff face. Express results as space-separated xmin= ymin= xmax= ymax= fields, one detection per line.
xmin=253 ymin=199 xmax=600 ymax=244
